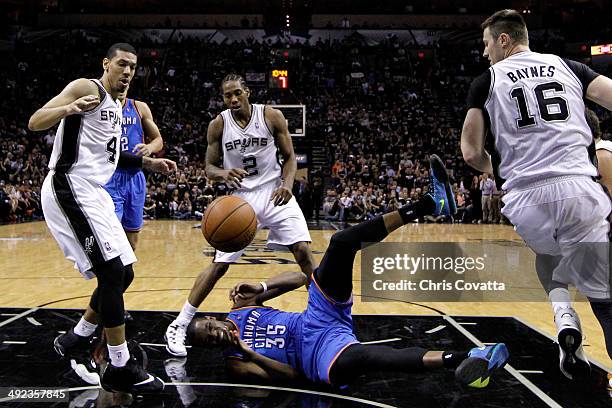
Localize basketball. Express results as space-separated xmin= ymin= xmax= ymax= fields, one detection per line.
xmin=202 ymin=195 xmax=257 ymax=253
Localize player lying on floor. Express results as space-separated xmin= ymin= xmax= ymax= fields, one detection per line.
xmin=188 ymin=155 xmax=510 ymax=388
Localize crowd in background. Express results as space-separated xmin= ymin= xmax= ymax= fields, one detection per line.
xmin=1 ymin=30 xmax=610 ymax=224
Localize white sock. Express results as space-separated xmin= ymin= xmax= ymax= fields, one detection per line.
xmin=176 ymin=302 xmax=197 ymax=326
xmin=108 ymin=342 xmax=130 ymax=368
xmin=549 ymin=287 xmax=572 ymax=314
xmin=74 ymin=317 xmax=98 ymax=337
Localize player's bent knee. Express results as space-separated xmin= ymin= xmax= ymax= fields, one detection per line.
xmin=92 ymin=257 xmax=126 ymax=328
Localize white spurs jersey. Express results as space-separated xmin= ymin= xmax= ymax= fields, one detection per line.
xmin=596 ymin=139 xmax=612 ymax=154
xmin=48 ymin=79 xmax=122 ymax=186
xmin=467 ymin=51 xmax=601 ymax=190
xmin=220 ymin=104 xmax=282 ymax=191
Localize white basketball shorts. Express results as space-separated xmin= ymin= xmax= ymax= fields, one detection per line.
xmin=41 ymin=171 xmax=137 ymax=279
xmin=213 ymin=178 xmax=311 ymax=263
xmin=502 ymin=175 xmax=611 ymax=299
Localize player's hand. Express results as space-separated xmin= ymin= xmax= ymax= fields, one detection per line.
xmin=144 ymin=157 xmax=177 ymax=174
xmin=270 ymin=186 xmax=292 ymax=206
xmin=67 ymin=95 xmax=100 ymax=115
xmin=133 ymin=143 xmax=153 ymax=157
xmin=229 ymin=330 xmax=253 ymax=359
xmin=229 ymin=282 xmax=264 ymax=303
xmin=221 ymin=168 xmax=248 ymax=189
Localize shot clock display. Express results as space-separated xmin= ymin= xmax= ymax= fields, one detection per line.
xmin=270 ymin=69 xmax=289 ymax=89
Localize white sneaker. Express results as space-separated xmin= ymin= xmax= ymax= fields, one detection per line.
xmin=554 ymin=307 xmax=590 ymax=379
xmin=164 ymin=357 xmax=188 ymax=382
xmin=165 ymin=321 xmax=188 ymax=357
xmin=164 ymin=357 xmax=197 ymax=406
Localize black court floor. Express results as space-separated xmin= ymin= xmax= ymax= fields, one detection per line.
xmin=0 ymin=308 xmax=609 ymax=407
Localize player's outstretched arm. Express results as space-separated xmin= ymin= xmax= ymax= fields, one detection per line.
xmin=586 ymin=75 xmax=612 ymax=111
xmin=461 ymin=108 xmax=494 ymax=174
xmin=204 ymin=115 xmax=247 ymax=189
xmin=229 ymin=271 xmax=309 ymax=307
xmin=266 ymin=107 xmax=297 ymax=206
xmin=142 ymin=156 xmax=177 ymax=175
xmin=28 ymin=78 xmax=100 ymax=131
xmin=133 ymin=101 xmax=163 ymax=156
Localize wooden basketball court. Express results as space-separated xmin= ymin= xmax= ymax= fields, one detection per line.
xmin=1 ymin=219 xmax=609 ymax=367
xmin=0 ymin=221 xmax=612 ymax=407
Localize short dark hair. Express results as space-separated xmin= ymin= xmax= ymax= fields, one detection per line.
xmin=481 ymin=9 xmax=528 ymax=45
xmin=221 ymin=74 xmax=247 ymax=91
xmin=585 ymin=109 xmax=602 ymax=139
xmin=106 ymin=43 xmax=137 ymax=59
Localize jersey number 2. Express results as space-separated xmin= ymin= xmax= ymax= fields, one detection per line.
xmin=106 ymin=138 xmax=117 ymax=163
xmin=510 ymin=81 xmax=569 ymax=129
xmin=242 ymin=156 xmax=259 ymax=176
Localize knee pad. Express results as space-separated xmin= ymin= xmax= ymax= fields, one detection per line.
xmin=123 ymin=264 xmax=134 ymax=292
xmin=93 ymin=257 xmax=126 ymax=328
xmin=329 ymin=230 xmax=355 ymax=249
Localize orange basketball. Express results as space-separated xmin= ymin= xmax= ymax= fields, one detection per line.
xmin=202 ymin=195 xmax=257 ymax=253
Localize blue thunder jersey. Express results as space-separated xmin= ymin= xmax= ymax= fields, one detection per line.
xmin=118 ymin=99 xmax=144 ymax=173
xmin=225 ymin=307 xmax=303 ymax=370
xmin=103 ymin=98 xmax=147 ymax=231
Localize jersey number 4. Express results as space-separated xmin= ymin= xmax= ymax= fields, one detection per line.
xmin=106 ymin=138 xmax=117 ymax=164
xmin=510 ymin=81 xmax=569 ymax=129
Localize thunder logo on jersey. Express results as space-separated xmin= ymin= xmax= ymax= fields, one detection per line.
xmin=120 ymin=99 xmax=144 ymax=152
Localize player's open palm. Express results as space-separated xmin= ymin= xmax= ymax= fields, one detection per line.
xmin=68 ymin=95 xmax=100 ymax=114
xmin=222 ymin=168 xmax=248 ymax=189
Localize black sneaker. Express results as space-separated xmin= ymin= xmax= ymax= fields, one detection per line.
xmin=101 ymin=342 xmax=164 ymax=393
xmin=54 ymin=329 xmax=100 ymax=385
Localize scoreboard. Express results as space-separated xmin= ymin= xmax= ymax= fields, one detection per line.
xmin=591 ymin=44 xmax=612 ymax=56
xmin=270 ymin=69 xmax=289 ymax=89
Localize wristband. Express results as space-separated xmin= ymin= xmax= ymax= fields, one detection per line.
xmin=259 ymin=281 xmax=268 ymax=293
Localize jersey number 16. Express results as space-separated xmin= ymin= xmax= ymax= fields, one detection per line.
xmin=510 ymin=81 xmax=570 ymax=129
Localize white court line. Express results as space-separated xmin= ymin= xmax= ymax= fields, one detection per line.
xmin=0 ymin=307 xmax=39 ymax=328
xmin=3 ymin=341 xmax=26 ymax=344
xmin=0 ymin=313 xmax=18 ymax=316
xmin=52 ymin=383 xmax=397 ymax=408
xmin=425 ymin=325 xmax=446 ymax=334
xmin=27 ymin=317 xmax=42 ymax=326
xmin=361 ymin=338 xmax=401 ymax=345
xmin=518 ymin=370 xmax=544 ymax=374
xmin=458 ymin=322 xmax=477 ymax=325
xmin=0 ymin=237 xmax=44 ymax=241
xmin=443 ymin=315 xmax=563 ymax=408
xmin=140 ymin=342 xmax=192 ymax=349
xmin=513 ymin=316 xmax=612 ymax=372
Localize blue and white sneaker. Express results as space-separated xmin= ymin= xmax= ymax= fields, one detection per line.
xmin=455 ymin=343 xmax=509 ymax=388
xmin=428 ymin=154 xmax=457 ymax=217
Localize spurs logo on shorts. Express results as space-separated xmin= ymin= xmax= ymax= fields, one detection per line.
xmin=84 ymin=236 xmax=95 ymax=255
